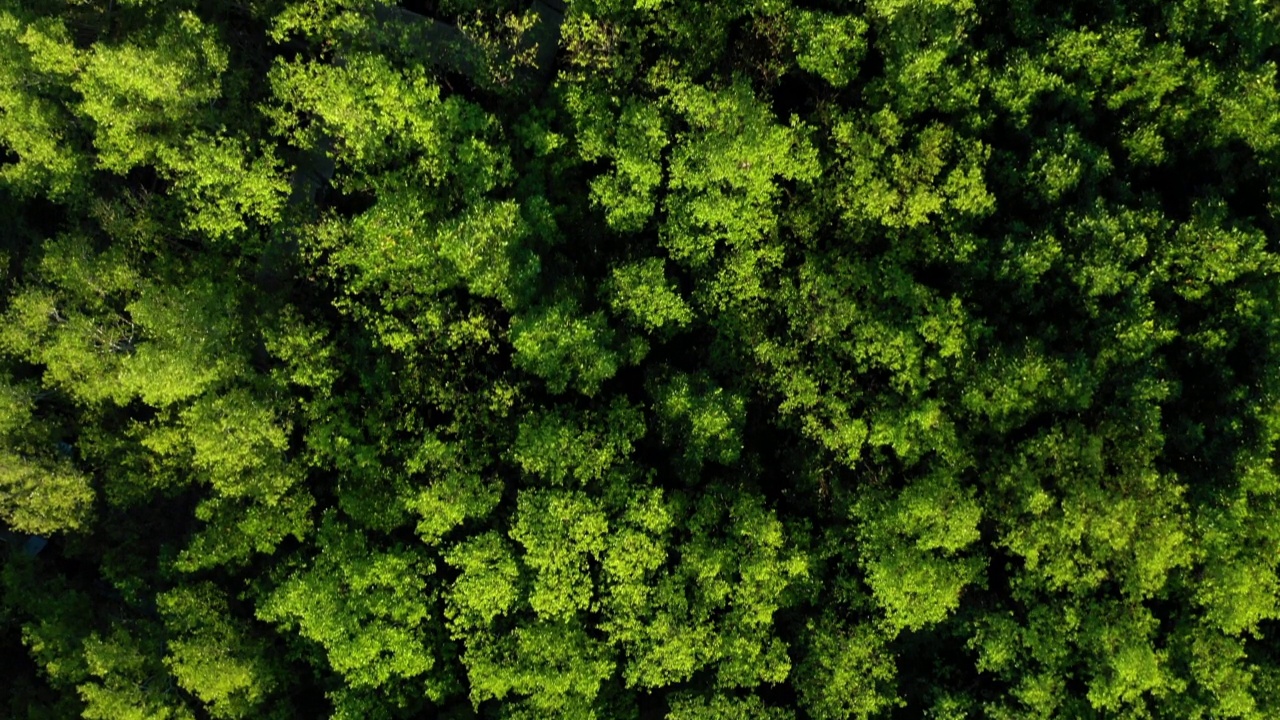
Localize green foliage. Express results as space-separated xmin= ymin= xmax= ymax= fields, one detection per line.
xmin=0 ymin=451 xmax=93 ymax=535
xmin=78 ymin=624 xmax=193 ymax=720
xmin=854 ymin=470 xmax=985 ymax=633
xmin=461 ymin=619 xmax=614 ymax=717
xmin=446 ymin=525 xmax=616 ymax=715
xmin=666 ymin=691 xmax=794 ymax=720
xmin=158 ymin=583 xmax=278 ymax=719
xmin=830 ymin=108 xmax=994 ymax=231
xmin=75 ymin=12 xmax=227 ymax=175
xmin=992 ymin=421 xmax=1193 ymax=600
xmin=605 ymin=257 xmax=693 ymax=334
xmin=120 ymin=279 xmax=245 ymax=407
xmin=175 ymin=489 xmax=315 ymax=572
xmin=2 ymin=0 xmax=1280 ymax=717
xmin=268 ymin=51 xmax=508 ymax=199
xmin=163 ymin=134 xmax=289 ymax=240
xmin=0 ymin=10 xmax=88 ymax=200
xmin=0 ymin=375 xmax=93 ymax=534
xmin=512 ymin=399 xmax=645 ymax=486
xmin=510 ymin=489 xmax=609 ymax=621
xmin=601 ymin=489 xmax=807 ymax=689
xmin=177 ymin=388 xmax=296 ymax=501
xmin=262 ymin=307 xmax=340 ymax=391
xmin=0 ymin=235 xmax=139 ymax=405
xmin=257 ymin=513 xmax=445 ymax=697
xmin=660 ymin=79 xmax=819 ymax=267
xmin=794 ymin=617 xmax=899 ymax=720
xmin=789 ymin=10 xmax=868 ymax=88
xmin=436 ymin=200 xmax=539 ymax=310
xmin=445 ymin=530 xmax=522 ymax=633
xmin=407 ymin=466 xmax=503 ymax=545
xmin=649 ymin=371 xmax=745 ymax=469
xmin=511 ymin=299 xmax=624 ymax=395
xmin=589 ymin=102 xmax=669 ymax=232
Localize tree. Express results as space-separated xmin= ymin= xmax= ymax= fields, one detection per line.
xmin=158 ymin=582 xmax=280 ymax=719
xmin=0 ymin=374 xmax=93 ymax=534
xmin=0 ymin=6 xmax=89 ymax=202
xmin=256 ymin=513 xmax=446 ymax=699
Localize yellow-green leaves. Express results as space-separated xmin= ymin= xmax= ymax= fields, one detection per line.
xmin=599 ymin=486 xmax=673 ymax=647
xmin=602 ymin=490 xmax=806 ymax=690
xmin=1181 ymin=627 xmax=1266 ymax=719
xmin=789 ymin=10 xmax=868 ymax=88
xmin=445 ymin=531 xmax=522 ymax=633
xmin=268 ymin=52 xmax=441 ymax=174
xmin=1217 ymin=62 xmax=1280 ymax=153
xmin=257 ymin=515 xmax=442 ymax=693
xmin=1195 ymin=497 xmax=1280 ymax=636
xmin=511 ymin=299 xmax=623 ymax=395
xmin=994 ymin=422 xmax=1193 ymax=599
xmin=180 ymin=388 xmax=295 ymax=502
xmin=795 ymin=617 xmax=898 ymax=720
xmin=79 ymin=625 xmax=194 ymax=720
xmin=446 ymin=508 xmax=615 ymax=715
xmin=512 ymin=400 xmax=646 ymax=486
xmin=662 ymin=79 xmax=818 ymax=267
xmin=408 ymin=469 xmax=503 ymax=546
xmin=0 ymin=450 xmax=94 ymax=534
xmin=269 ymin=51 xmax=509 ymax=202
xmin=436 ymin=200 xmax=538 ymax=309
xmin=0 ymin=376 xmax=92 ymax=535
xmin=667 ymin=691 xmax=795 ymax=720
xmin=606 ymin=257 xmax=694 ymax=334
xmin=175 ymin=489 xmax=315 ymax=572
xmin=121 ymin=279 xmax=244 ymax=407
xmin=262 ymin=307 xmax=340 ymax=391
xmin=158 ymin=583 xmax=277 ymax=719
xmin=76 ymin=12 xmax=226 ymax=175
xmin=269 ymin=0 xmax=377 ymax=46
xmin=650 ymin=371 xmax=746 ymax=469
xmin=831 ymin=109 xmax=994 ymax=232
xmin=1158 ymin=199 xmax=1276 ymax=302
xmin=163 ymin=134 xmax=289 ymax=241
xmin=589 ymin=102 xmax=669 ymax=232
xmin=865 ymin=0 xmax=981 ymax=115
xmin=0 ymin=236 xmax=137 ymax=405
xmin=0 ymin=11 xmax=88 ymax=199
xmin=854 ymin=471 xmax=984 ymax=633
xmin=4 ymin=0 xmax=1280 ymax=716
xmin=461 ymin=620 xmax=614 ymax=718
xmin=510 ymin=489 xmax=608 ymax=622
xmin=1077 ymin=602 xmax=1179 ymax=712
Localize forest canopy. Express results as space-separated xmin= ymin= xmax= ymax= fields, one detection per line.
xmin=1 ymin=0 xmax=1279 ymax=718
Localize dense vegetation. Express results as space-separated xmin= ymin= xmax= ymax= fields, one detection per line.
xmin=1 ymin=0 xmax=1279 ymax=717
